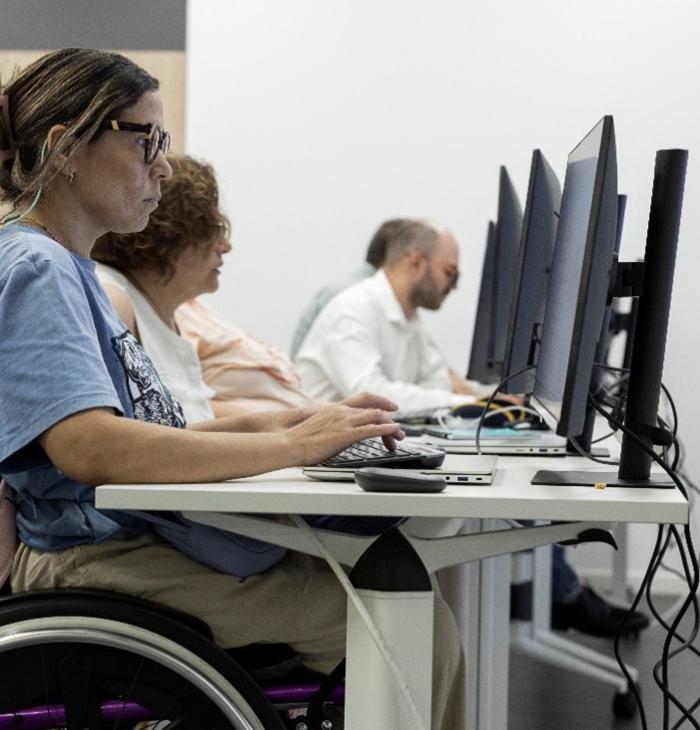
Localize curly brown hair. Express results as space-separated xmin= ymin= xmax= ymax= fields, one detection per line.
xmin=92 ymin=154 xmax=230 ymax=280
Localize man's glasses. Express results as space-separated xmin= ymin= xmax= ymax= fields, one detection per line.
xmin=99 ymin=120 xmax=171 ymax=164
xmin=445 ymin=267 xmax=460 ymax=287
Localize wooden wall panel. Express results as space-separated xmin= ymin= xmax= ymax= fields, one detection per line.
xmin=0 ymin=50 xmax=186 ymax=152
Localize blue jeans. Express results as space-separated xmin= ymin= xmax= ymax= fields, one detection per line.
xmin=551 ymin=544 xmax=581 ymax=604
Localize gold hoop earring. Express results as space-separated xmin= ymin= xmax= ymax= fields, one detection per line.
xmin=64 ymin=171 xmax=75 ymax=185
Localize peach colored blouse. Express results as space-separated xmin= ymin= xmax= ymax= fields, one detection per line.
xmin=175 ymin=299 xmax=311 ymax=412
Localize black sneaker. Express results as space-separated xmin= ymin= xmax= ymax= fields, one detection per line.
xmin=551 ymin=586 xmax=650 ymax=637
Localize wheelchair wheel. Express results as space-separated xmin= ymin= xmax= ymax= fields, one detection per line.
xmin=0 ymin=592 xmax=285 ymax=729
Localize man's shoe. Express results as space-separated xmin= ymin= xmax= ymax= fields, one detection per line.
xmin=551 ymin=586 xmax=650 ymax=637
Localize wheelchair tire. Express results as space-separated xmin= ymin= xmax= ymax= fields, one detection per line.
xmin=0 ymin=591 xmax=285 ymax=729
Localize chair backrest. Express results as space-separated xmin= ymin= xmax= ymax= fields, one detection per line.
xmin=0 ymin=480 xmax=17 ymax=588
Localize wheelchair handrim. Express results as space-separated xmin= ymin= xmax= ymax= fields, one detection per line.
xmin=0 ymin=616 xmax=265 ymax=730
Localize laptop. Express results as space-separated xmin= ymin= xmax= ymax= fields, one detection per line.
xmin=304 ymin=455 xmax=497 ymax=483
xmin=417 ymin=429 xmax=568 ymax=456
xmin=303 ymin=437 xmax=497 ymax=483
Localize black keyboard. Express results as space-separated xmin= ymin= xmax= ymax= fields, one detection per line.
xmin=321 ymin=438 xmax=446 ymax=469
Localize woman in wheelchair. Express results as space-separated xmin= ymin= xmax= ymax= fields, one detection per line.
xmin=0 ymin=50 xmax=466 ymax=728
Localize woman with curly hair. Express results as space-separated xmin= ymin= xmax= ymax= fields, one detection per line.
xmin=92 ymin=154 xmax=311 ymax=420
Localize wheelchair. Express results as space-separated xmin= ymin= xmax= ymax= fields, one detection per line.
xmin=0 ymin=579 xmax=344 ymax=730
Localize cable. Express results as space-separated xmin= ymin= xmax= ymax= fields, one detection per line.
xmin=648 ymin=526 xmax=700 ymax=729
xmin=589 ymin=397 xmax=700 ymax=728
xmin=569 ymin=431 xmax=620 ymax=465
xmin=612 ymin=524 xmax=664 ymax=730
xmin=1 ymin=139 xmax=47 ymax=226
xmin=656 ymin=526 xmax=700 ymax=729
xmin=588 ymin=396 xmax=687 ymax=498
xmin=292 ymin=516 xmax=428 ymax=730
xmin=474 ymin=365 xmax=537 ymax=454
xmin=436 ymin=404 xmax=542 ymax=431
xmin=591 ymin=429 xmax=618 ymax=444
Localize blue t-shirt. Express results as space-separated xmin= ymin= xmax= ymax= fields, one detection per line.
xmin=0 ymin=224 xmax=186 ymax=550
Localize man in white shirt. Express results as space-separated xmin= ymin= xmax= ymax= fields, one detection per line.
xmin=290 ymin=218 xmax=408 ymax=359
xmin=295 ymin=219 xmax=479 ymax=412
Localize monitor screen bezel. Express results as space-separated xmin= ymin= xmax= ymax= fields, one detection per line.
xmin=531 ymin=115 xmax=618 ymax=437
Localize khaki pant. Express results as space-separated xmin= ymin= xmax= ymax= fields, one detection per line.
xmin=12 ymin=531 xmax=466 ymax=729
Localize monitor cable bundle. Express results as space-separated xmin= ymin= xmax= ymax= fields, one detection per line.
xmin=472 ymin=365 xmax=538 ymax=454
xmin=584 ymin=390 xmax=699 ymax=729
xmin=475 ymin=363 xmax=700 ymax=727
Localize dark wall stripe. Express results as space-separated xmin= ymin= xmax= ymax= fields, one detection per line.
xmin=0 ymin=0 xmax=186 ymax=50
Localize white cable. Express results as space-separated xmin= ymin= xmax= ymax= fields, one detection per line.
xmin=291 ymin=515 xmax=427 ymax=730
xmin=437 ymin=404 xmax=543 ymax=430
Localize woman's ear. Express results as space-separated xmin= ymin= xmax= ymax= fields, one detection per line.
xmin=46 ymin=124 xmax=68 ymax=152
xmin=45 ymin=124 xmax=76 ymax=179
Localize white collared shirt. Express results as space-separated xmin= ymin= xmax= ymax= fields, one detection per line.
xmin=295 ymin=269 xmax=472 ymax=411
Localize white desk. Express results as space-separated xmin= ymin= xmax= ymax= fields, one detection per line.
xmin=96 ymin=457 xmax=687 ymax=730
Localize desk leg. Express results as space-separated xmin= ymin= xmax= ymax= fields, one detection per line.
xmin=344 ymin=529 xmax=434 ymax=730
xmin=438 ymin=519 xmax=511 ymax=730
xmin=438 ymin=520 xmax=481 ymax=730
xmin=477 ymin=520 xmax=511 ymax=730
xmin=346 ymin=588 xmax=434 ymax=729
xmin=612 ymin=523 xmax=630 ymax=602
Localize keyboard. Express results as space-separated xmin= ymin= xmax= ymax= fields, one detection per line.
xmin=321 ymin=438 xmax=446 ymax=469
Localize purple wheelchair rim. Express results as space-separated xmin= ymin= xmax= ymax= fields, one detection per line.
xmin=264 ymin=681 xmax=345 ymax=704
xmin=0 ymin=684 xmax=345 ymax=728
xmin=0 ymin=699 xmax=156 ymax=728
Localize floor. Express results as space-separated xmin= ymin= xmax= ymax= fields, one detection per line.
xmin=508 ymin=595 xmax=700 ymax=729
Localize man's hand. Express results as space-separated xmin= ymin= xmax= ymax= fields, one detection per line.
xmin=449 ymin=369 xmax=477 ymax=396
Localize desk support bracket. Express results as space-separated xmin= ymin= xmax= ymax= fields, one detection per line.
xmin=182 ymin=511 xmax=614 ymax=574
xmin=406 ymin=521 xmax=614 ymax=574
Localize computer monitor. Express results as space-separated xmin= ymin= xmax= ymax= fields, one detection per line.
xmin=491 ymin=167 xmax=523 ymax=372
xmin=532 ymin=116 xmax=618 ymax=438
xmin=501 ymin=150 xmax=561 ymax=395
xmin=531 ymin=115 xmax=688 ymax=487
xmin=579 ymin=194 xmax=628 ymax=448
xmin=466 ymin=168 xmax=523 ymax=384
xmin=467 ymin=221 xmax=500 ymax=384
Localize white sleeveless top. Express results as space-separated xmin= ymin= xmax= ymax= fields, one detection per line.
xmin=96 ymin=263 xmax=215 ymax=424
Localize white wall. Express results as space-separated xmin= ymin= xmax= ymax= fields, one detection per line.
xmin=186 ymin=0 xmax=700 ymax=587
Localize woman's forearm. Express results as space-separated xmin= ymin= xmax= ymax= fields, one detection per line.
xmin=39 ymin=401 xmax=402 ymax=487
xmin=189 ymin=406 xmax=309 ymax=434
xmin=40 ymin=409 xmax=303 ymax=485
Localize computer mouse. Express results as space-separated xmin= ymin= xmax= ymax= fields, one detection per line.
xmin=355 ymin=468 xmax=447 ymax=493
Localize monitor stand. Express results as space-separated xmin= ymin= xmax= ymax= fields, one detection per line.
xmin=531 ymin=469 xmax=674 ymax=489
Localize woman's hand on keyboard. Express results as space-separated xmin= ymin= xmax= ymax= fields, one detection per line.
xmin=276 ymin=393 xmax=399 ymax=432
xmin=339 ymin=392 xmax=399 ymax=413
xmin=286 ymin=399 xmax=404 ymax=466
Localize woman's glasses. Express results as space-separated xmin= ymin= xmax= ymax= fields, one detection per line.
xmin=99 ymin=120 xmax=171 ymax=164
